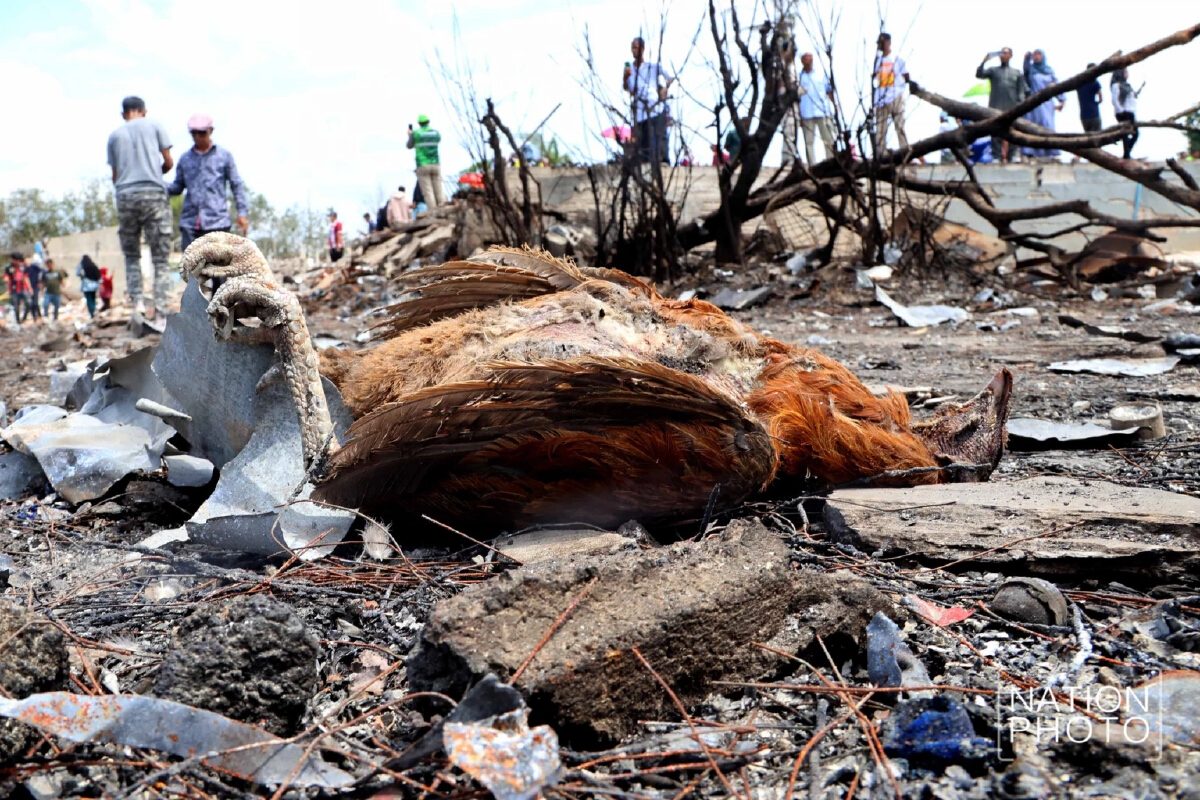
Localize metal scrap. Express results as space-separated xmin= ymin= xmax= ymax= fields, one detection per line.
xmin=445 ymin=707 xmax=562 ymax=800
xmin=0 ymin=692 xmax=354 ymax=788
xmin=1057 ymin=314 xmax=1162 ymax=344
xmin=1007 ymin=417 xmax=1138 ymax=448
xmin=1048 ymin=357 xmax=1181 ymax=377
xmin=875 ymin=286 xmax=968 ymax=327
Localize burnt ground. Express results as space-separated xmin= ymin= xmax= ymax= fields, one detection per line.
xmin=0 ymin=263 xmax=1197 ymax=799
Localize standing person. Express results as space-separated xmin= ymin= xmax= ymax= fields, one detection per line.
xmin=24 ymin=255 xmax=44 ymax=323
xmin=6 ymin=253 xmax=31 ymax=324
xmin=386 ymin=185 xmax=413 ymax=228
xmin=1077 ymin=64 xmax=1103 ymax=133
xmin=1020 ymin=50 xmax=1066 ymax=160
xmin=77 ymin=255 xmax=101 ymax=318
xmin=622 ymin=36 xmax=675 ymax=166
xmin=99 ymin=268 xmax=114 ymax=311
xmin=406 ymin=115 xmax=445 ymax=209
xmin=41 ymin=259 xmax=67 ymax=321
xmin=778 ymin=40 xmax=801 ymax=168
xmin=107 ymin=96 xmax=174 ymax=318
xmin=328 ymin=211 xmax=345 ymax=263
xmin=1112 ymin=68 xmax=1140 ymax=159
xmin=975 ymin=47 xmax=1026 ymax=162
xmin=872 ymin=33 xmax=909 ymax=153
xmin=167 ymin=113 xmax=248 ymax=252
xmin=799 ymin=52 xmax=837 ymax=166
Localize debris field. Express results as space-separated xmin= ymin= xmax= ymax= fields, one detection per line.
xmin=0 ymin=228 xmax=1199 ymax=800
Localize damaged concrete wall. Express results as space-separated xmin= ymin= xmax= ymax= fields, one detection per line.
xmin=506 ymin=162 xmax=1200 ymax=254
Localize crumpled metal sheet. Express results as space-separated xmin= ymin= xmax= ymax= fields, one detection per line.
xmin=77 ymin=346 xmax=185 ymax=455
xmin=0 ymin=412 xmax=160 ymax=505
xmin=875 ymin=286 xmax=968 ymax=327
xmin=181 ymin=376 xmax=355 ymax=559
xmin=1048 ymin=357 xmax=1180 ymax=377
xmin=0 ymin=692 xmax=353 ymax=788
xmin=0 ymin=449 xmax=47 ymax=500
xmin=152 ymin=281 xmax=277 ymax=468
xmin=444 ymin=707 xmax=562 ymax=800
xmin=1007 ymin=417 xmax=1138 ymax=447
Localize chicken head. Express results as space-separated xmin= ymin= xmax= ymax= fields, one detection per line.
xmin=911 ymin=368 xmax=1012 ymax=482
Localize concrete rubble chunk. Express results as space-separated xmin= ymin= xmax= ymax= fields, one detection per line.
xmin=408 ymin=519 xmax=892 ymax=743
xmin=824 ymin=476 xmax=1200 ymax=581
xmin=153 ymin=595 xmax=319 ymax=736
xmin=0 ymin=604 xmax=69 ymax=764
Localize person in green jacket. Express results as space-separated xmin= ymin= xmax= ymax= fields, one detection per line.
xmin=406 ymin=114 xmax=445 ymax=209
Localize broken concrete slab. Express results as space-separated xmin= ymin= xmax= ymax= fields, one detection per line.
xmin=408 ymin=519 xmax=892 ymax=743
xmin=710 ymin=286 xmax=772 ymax=310
xmin=824 ymin=476 xmax=1200 ymax=581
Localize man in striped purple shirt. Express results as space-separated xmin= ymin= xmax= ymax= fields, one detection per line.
xmin=168 ymin=113 xmax=249 ymax=250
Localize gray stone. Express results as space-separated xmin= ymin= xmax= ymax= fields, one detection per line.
xmin=153 ymin=595 xmax=319 ymax=736
xmin=0 ymin=604 xmax=69 ymax=764
xmin=710 ymin=286 xmax=772 ymax=310
xmin=0 ymin=450 xmax=46 ymax=501
xmin=990 ymin=578 xmax=1069 ymax=626
xmin=824 ymin=476 xmax=1200 ymax=581
xmin=408 ymin=519 xmax=891 ymax=743
xmin=163 ymin=454 xmax=215 ymax=488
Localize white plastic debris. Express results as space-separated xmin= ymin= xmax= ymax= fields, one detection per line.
xmin=875 ymin=286 xmax=968 ymax=327
xmin=0 ymin=692 xmax=354 ymax=788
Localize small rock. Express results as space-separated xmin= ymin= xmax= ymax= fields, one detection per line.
xmin=408 ymin=519 xmax=890 ymax=744
xmin=153 ymin=595 xmax=319 ymax=735
xmin=990 ymin=578 xmax=1069 ymax=627
xmin=0 ymin=604 xmax=69 ymax=763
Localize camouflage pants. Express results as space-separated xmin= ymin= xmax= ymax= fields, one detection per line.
xmin=116 ymin=189 xmax=173 ymax=313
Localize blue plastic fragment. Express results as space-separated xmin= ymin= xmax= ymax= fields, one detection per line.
xmin=882 ymin=695 xmax=990 ymax=762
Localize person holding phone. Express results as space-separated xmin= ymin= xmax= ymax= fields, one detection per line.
xmin=406 ymin=115 xmax=444 ymax=209
xmin=976 ymin=47 xmax=1026 ymax=162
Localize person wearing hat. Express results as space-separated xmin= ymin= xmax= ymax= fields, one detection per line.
xmin=107 ymin=95 xmax=174 ymax=318
xmin=168 ymin=113 xmax=248 ymax=252
xmin=406 ymin=114 xmax=444 ymax=209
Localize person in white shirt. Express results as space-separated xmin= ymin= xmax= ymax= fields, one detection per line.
xmin=623 ymin=37 xmax=674 ymax=165
xmin=1111 ymin=68 xmax=1140 ymax=160
xmin=798 ymin=52 xmax=837 ymax=166
xmin=778 ymin=40 xmax=801 ymax=168
xmin=872 ymin=33 xmax=910 ymax=153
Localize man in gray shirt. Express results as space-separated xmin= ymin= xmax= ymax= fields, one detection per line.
xmin=976 ymin=48 xmax=1026 ymax=162
xmin=107 ymin=96 xmax=174 ymax=318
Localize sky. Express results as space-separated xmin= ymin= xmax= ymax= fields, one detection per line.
xmin=2 ymin=0 xmax=1197 ymax=231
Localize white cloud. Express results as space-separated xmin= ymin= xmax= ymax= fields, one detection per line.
xmin=2 ymin=0 xmax=1198 ymax=224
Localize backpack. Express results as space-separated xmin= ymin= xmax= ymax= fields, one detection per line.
xmin=81 ymin=259 xmax=101 ymax=281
